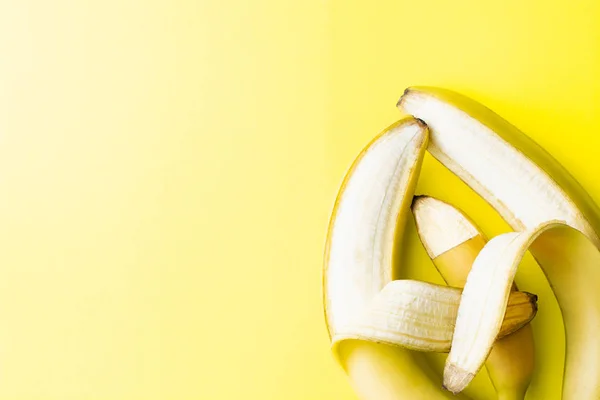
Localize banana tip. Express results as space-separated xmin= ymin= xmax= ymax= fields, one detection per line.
xmin=443 ymin=363 xmax=474 ymax=394
xmin=396 ymin=87 xmax=412 ymax=108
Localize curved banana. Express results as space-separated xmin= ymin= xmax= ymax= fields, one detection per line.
xmin=324 ymin=118 xmax=462 ymax=399
xmin=323 ymin=117 xmax=538 ymax=400
xmin=413 ymin=195 xmax=535 ymax=400
xmin=324 ymin=118 xmax=459 ymax=399
xmin=399 ymin=87 xmax=600 ymax=398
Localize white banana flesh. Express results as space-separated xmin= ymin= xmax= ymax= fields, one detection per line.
xmin=325 ymin=118 xmax=427 ymax=338
xmin=399 ymin=87 xmax=600 ymax=398
xmin=399 ymin=87 xmax=600 ymax=239
xmin=411 ymin=195 xmax=480 ymax=259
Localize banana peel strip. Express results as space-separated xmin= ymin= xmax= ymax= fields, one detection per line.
xmin=331 ymin=280 xmax=537 ymax=354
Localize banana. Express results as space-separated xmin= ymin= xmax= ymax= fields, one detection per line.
xmin=399 ymin=87 xmax=600 ymax=398
xmin=324 ymin=118 xmax=457 ymax=400
xmin=323 ymin=117 xmax=538 ymax=400
xmin=325 ymin=86 xmax=600 ymax=399
xmin=412 ymin=195 xmax=535 ymax=400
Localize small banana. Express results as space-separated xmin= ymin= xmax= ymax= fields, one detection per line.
xmin=412 ymin=195 xmax=535 ymax=400
xmin=399 ymin=87 xmax=600 ymax=398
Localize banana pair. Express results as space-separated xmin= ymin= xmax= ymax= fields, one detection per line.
xmin=324 ymin=87 xmax=600 ymax=399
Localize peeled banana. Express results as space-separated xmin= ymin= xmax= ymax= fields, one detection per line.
xmin=324 ymin=118 xmax=455 ymax=400
xmin=324 ymin=86 xmax=600 ymax=400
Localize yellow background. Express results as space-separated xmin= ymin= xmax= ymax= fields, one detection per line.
xmin=0 ymin=0 xmax=599 ymax=399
